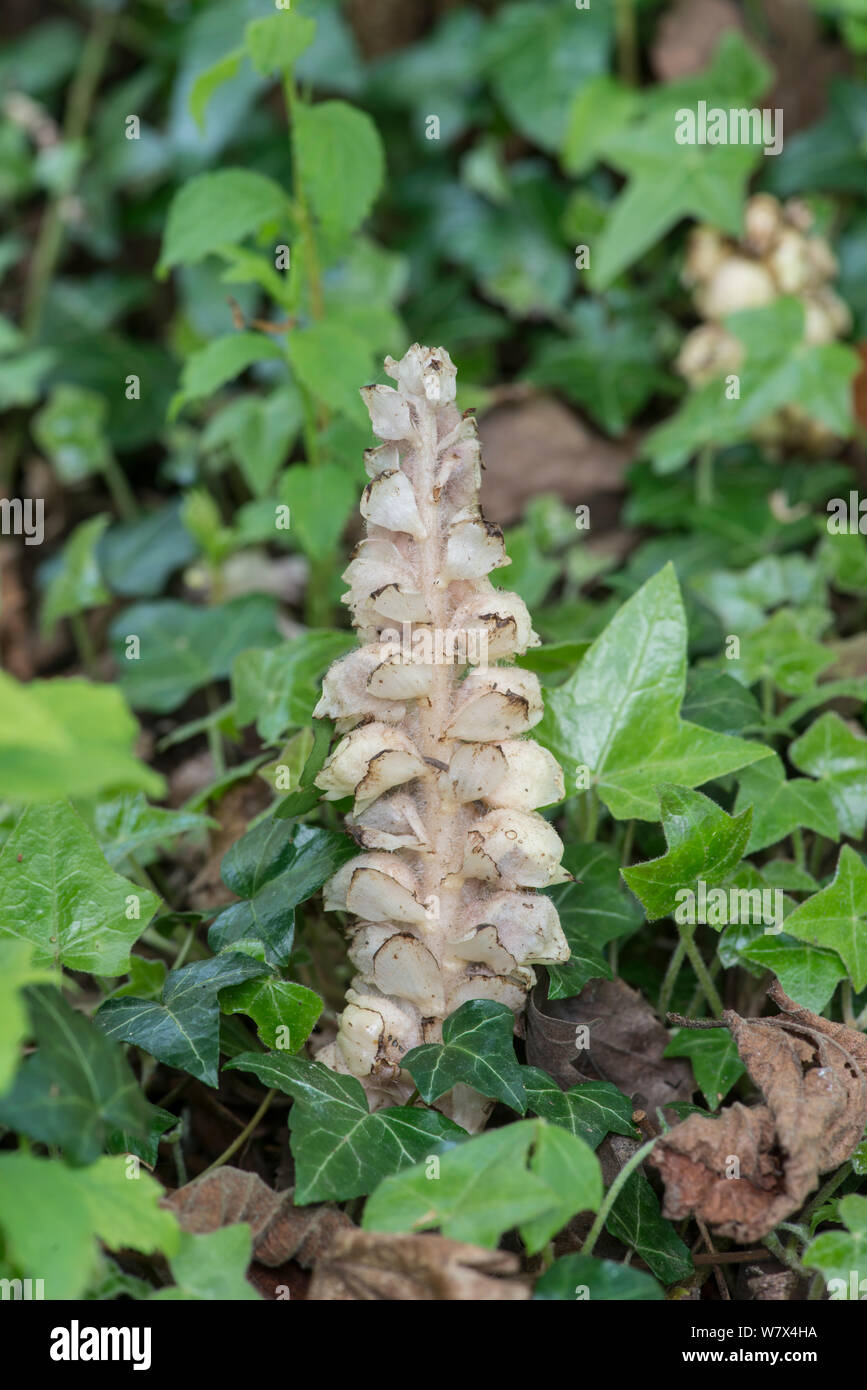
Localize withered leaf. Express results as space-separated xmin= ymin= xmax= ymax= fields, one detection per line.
xmin=527 ymin=976 xmax=693 ymax=1113
xmin=163 ymin=1166 xmax=352 ymax=1267
xmin=650 ymin=984 xmax=867 ymax=1243
xmin=307 ymin=1229 xmax=531 ymax=1301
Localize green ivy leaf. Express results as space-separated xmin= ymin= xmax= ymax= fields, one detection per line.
xmin=526 ymin=298 xmax=672 ymax=435
xmin=227 ymin=1052 xmax=466 ymax=1203
xmin=363 ymin=1118 xmax=601 ymax=1254
xmin=681 ymin=669 xmax=761 ymax=736
xmin=740 ymin=935 xmax=847 ymax=1013
xmin=803 ymin=1194 xmax=867 ymax=1300
xmin=154 ymin=1225 xmax=260 ymax=1301
xmin=41 ymin=514 xmax=111 ymax=633
xmin=623 ymin=785 xmax=753 ymax=921
xmin=522 ymin=1069 xmax=638 ymax=1148
xmin=220 ymin=977 xmax=321 ymax=1052
xmin=76 ymin=793 xmax=214 ymax=870
xmin=294 ymin=100 xmax=384 ymax=237
xmin=232 ymin=631 xmax=355 ymax=744
xmin=0 ymin=942 xmax=55 ymax=1095
xmin=730 ymin=608 xmax=834 ymax=697
xmin=96 ymin=953 xmax=269 ymax=1087
xmin=0 ymin=802 xmax=159 ymax=975
xmin=734 ymin=753 xmax=839 ymax=853
xmin=539 ymin=565 xmax=771 ymax=820
xmin=483 ymin=0 xmax=612 ymax=153
xmin=545 ymin=843 xmax=642 ymax=998
xmin=158 ymin=169 xmax=290 ymax=274
xmin=0 ymin=985 xmax=159 ymax=1164
xmin=606 ymin=1168 xmax=693 ymax=1284
xmin=32 ymin=384 xmax=111 ymax=483
xmin=110 ymin=596 xmax=280 ymax=714
xmin=0 ymin=1153 xmax=179 ymax=1299
xmin=403 ymin=1001 xmax=527 ymax=1111
xmin=0 ymin=674 xmax=163 ymax=801
xmin=664 ymin=1027 xmax=745 ymax=1110
xmin=98 ymin=503 xmax=197 ymax=599
xmin=588 ymin=34 xmax=768 ymax=287
xmin=783 ymin=845 xmax=867 ymax=990
xmin=790 ymin=711 xmax=867 ymax=839
xmin=534 ymin=1252 xmax=663 ymax=1301
xmin=209 ymin=820 xmax=355 ymax=967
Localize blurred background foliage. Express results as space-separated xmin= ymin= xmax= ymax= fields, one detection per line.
xmin=0 ymin=0 xmax=866 ymax=798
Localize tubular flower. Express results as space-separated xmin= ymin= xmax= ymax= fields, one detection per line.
xmin=313 ymin=345 xmax=570 ymax=1127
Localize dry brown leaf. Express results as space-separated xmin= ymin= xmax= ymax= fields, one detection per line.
xmin=650 ymin=985 xmax=867 ymax=1242
xmin=478 ymin=396 xmax=635 ymax=525
xmin=307 ymin=1229 xmax=531 ymax=1301
xmin=163 ymin=1166 xmax=352 ymax=1268
xmin=526 ymin=976 xmax=694 ymax=1113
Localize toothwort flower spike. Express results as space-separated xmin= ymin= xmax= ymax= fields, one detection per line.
xmin=313 ymin=345 xmax=570 ymax=1131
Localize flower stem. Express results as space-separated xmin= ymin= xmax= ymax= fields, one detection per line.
xmin=581 ymin=1138 xmax=658 ymax=1257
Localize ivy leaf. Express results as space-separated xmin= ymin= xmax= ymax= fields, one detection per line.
xmin=681 ymin=668 xmax=761 ymax=736
xmin=363 ymin=1118 xmax=601 ymax=1253
xmin=76 ymin=793 xmax=214 ymax=870
xmin=0 ymin=1153 xmax=179 ymax=1299
xmin=40 ymin=514 xmax=110 ymax=634
xmin=403 ymin=1000 xmax=527 ymax=1112
xmin=232 ymin=631 xmax=355 ymax=744
xmin=154 ymin=1225 xmax=260 ymax=1301
xmin=783 ymin=845 xmax=867 ymax=990
xmin=0 ymin=985 xmax=158 ymax=1165
xmin=274 ymin=717 xmax=333 ymax=820
xmin=0 ymin=942 xmax=55 ymax=1094
xmin=0 ymin=673 xmax=163 ymax=801
xmin=730 ymin=608 xmax=834 ymax=697
xmin=740 ymin=936 xmax=847 ymax=1013
xmin=96 ymin=953 xmax=269 ymax=1087
xmin=110 ymin=596 xmax=280 ymax=714
xmin=622 ymin=786 xmax=753 ymax=921
xmin=220 ymin=977 xmax=321 ymax=1052
xmin=545 ymin=844 xmax=641 ymax=999
xmin=534 ymin=1252 xmax=663 ymax=1301
xmin=227 ymin=1052 xmax=466 ymax=1203
xmin=587 ymin=33 xmax=769 ymax=287
xmin=766 ymin=79 xmax=867 ymax=197
xmin=98 ymin=502 xmax=197 ymax=599
xmin=539 ymin=565 xmax=771 ymax=820
xmin=526 ymin=298 xmax=672 ymax=435
xmin=664 ymin=1027 xmax=745 ymax=1110
xmin=606 ymin=1168 xmax=693 ymax=1284
xmin=294 ymin=100 xmax=384 ymax=238
xmin=803 ymin=1194 xmax=867 ymax=1299
xmin=0 ymin=802 xmax=159 ymax=975
xmin=790 ymin=712 xmax=867 ymax=839
xmin=158 ymin=169 xmax=290 ymax=274
xmin=734 ymin=753 xmax=839 ymax=853
xmin=209 ymin=820 xmax=355 ymax=967
xmin=522 ymin=1069 xmax=638 ymax=1148
xmin=482 ymin=0 xmax=612 ymax=153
